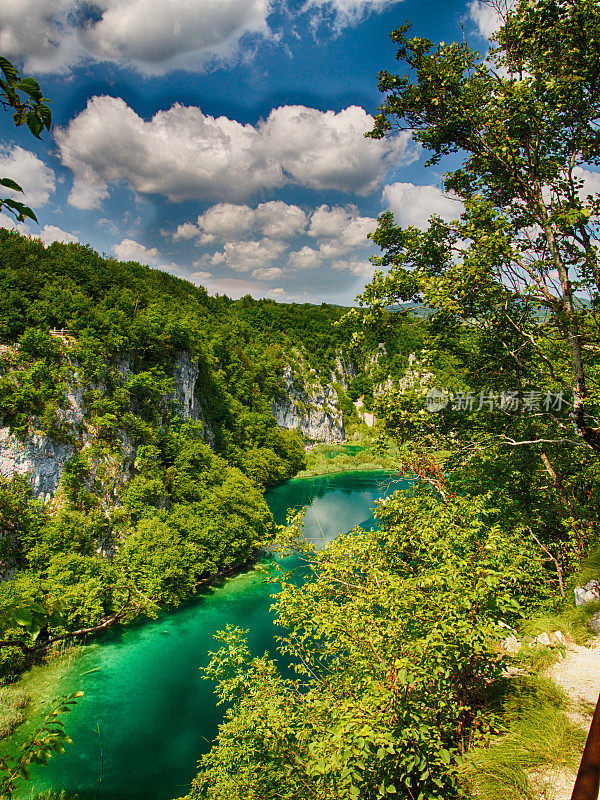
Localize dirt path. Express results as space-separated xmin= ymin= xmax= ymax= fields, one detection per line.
xmin=540 ymin=634 xmax=600 ymax=799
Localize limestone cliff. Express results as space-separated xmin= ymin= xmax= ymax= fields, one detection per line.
xmin=0 ymin=351 xmax=213 ymax=502
xmin=271 ymin=365 xmax=344 ymax=442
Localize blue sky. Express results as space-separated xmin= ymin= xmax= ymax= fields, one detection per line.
xmin=0 ymin=0 xmax=495 ymax=304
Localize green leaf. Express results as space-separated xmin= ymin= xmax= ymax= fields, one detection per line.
xmin=0 ymin=177 xmax=23 ymax=193
xmin=17 ymin=78 xmax=43 ymax=101
xmin=0 ymin=56 xmax=19 ymax=85
xmin=12 ymin=607 xmax=32 ymax=627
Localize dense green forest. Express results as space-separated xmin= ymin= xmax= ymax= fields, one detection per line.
xmin=0 ymin=227 xmax=422 ymax=691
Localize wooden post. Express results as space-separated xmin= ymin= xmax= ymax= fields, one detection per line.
xmin=572 ymin=691 xmax=600 ymax=800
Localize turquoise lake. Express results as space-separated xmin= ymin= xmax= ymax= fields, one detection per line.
xmin=26 ymin=470 xmax=406 ymax=800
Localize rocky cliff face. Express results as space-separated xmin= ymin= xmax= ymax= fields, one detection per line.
xmin=271 ymin=365 xmax=344 ymax=442
xmin=0 ymin=374 xmax=84 ymax=503
xmin=331 ymin=353 xmax=358 ymax=391
xmin=0 ymin=351 xmax=214 ymax=502
xmin=0 ymin=349 xmax=355 ymax=500
xmin=168 ymin=353 xmax=215 ymax=445
xmin=0 ymin=428 xmax=76 ymax=503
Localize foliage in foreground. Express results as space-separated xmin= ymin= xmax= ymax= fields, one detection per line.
xmin=186 ymin=486 xmax=552 ymax=800
xmin=0 ymin=692 xmax=82 ymax=799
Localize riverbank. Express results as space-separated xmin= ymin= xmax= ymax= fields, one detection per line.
xmin=0 ymin=642 xmax=90 ymax=762
xmin=297 ymin=438 xmax=402 ymax=478
xmin=0 ymin=548 xmax=270 ymax=774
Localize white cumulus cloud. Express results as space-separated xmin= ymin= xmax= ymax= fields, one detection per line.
xmin=174 ymin=201 xmax=306 ymax=244
xmin=55 ymin=97 xmax=409 ymax=208
xmin=112 ymin=238 xmax=160 ymax=265
xmin=288 ymin=245 xmax=320 ymax=270
xmin=301 ymin=203 xmax=377 ymax=260
xmin=0 ymin=146 xmax=55 ymax=208
xmin=574 ymin=167 xmax=600 ymax=198
xmin=308 ymin=204 xmax=375 ymax=244
xmin=0 ymin=0 xmax=272 ymax=75
xmin=37 ymin=224 xmax=79 ymax=245
xmin=331 ymin=258 xmax=375 ymax=277
xmin=210 ymin=238 xmax=287 ymax=272
xmin=383 ymin=182 xmax=464 ymax=229
xmin=252 ymin=266 xmax=284 ymax=281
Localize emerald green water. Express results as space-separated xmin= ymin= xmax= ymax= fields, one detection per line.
xmin=27 ymin=470 xmax=405 ymax=800
xmin=322 ymin=443 xmax=370 ymax=459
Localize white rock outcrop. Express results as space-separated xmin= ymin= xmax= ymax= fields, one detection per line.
xmin=170 ymin=352 xmax=201 ymax=420
xmin=271 ymin=366 xmax=344 ymax=442
xmin=0 ymin=427 xmax=75 ymax=502
xmin=0 ymin=350 xmax=219 ymax=502
xmin=574 ymin=579 xmax=600 ymax=607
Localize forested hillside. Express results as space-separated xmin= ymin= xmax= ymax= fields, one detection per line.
xmin=0 ymin=227 xmax=422 ymax=686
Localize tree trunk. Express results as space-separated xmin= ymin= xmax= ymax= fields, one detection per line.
xmin=542 ymin=218 xmax=600 ymax=451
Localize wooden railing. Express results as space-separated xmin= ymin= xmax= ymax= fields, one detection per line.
xmin=571 ymin=691 xmax=600 ymax=800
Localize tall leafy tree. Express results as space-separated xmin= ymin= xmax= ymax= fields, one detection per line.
xmin=363 ymin=0 xmax=600 ymax=450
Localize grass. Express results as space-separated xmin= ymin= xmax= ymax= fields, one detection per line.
xmin=572 ymin=544 xmax=600 ymax=588
xmin=297 ymin=434 xmax=402 ymax=478
xmin=459 ymin=675 xmax=586 ymax=800
xmin=520 ymin=602 xmax=600 ymax=646
xmin=516 ymin=644 xmax=561 ymax=673
xmin=0 ymin=685 xmax=28 ymax=738
xmin=0 ymin=641 xmax=86 ymax=750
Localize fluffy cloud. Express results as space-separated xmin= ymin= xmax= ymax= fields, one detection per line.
xmin=468 ymin=1 xmax=502 ymax=39
xmin=469 ymin=1 xmax=517 ymax=40
xmin=304 ymin=0 xmax=401 ymax=28
xmin=175 ymin=201 xmax=307 ymax=244
xmin=0 ymin=1 xmax=74 ymax=72
xmin=383 ymin=182 xmax=464 ymax=229
xmin=210 ymin=238 xmax=287 ymax=272
xmin=112 ymin=238 xmax=160 ymax=265
xmin=287 ymin=204 xmax=377 ymax=263
xmin=1 ymin=0 xmax=408 ymax=75
xmin=258 ymin=105 xmax=406 ymax=195
xmin=308 ymin=204 xmax=375 ymax=247
xmin=37 ymin=224 xmax=79 ymax=245
xmin=575 ymin=167 xmax=600 ymax=198
xmin=0 ymin=146 xmax=55 ymax=207
xmin=0 ymin=211 xmax=31 ymax=236
xmin=176 ymin=202 xmax=378 ymax=274
xmin=0 ymin=0 xmax=271 ymax=75
xmin=0 ymin=211 xmax=79 ymax=247
xmin=331 ymin=258 xmax=375 ymax=277
xmin=252 ymin=267 xmax=283 ymax=281
xmin=288 ymin=246 xmax=320 ymax=270
xmin=55 ymin=97 xmax=409 ymax=208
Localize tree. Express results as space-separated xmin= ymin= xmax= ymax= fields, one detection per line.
xmin=0 ymin=56 xmax=51 ymax=224
xmin=362 ymin=0 xmax=600 ymax=450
